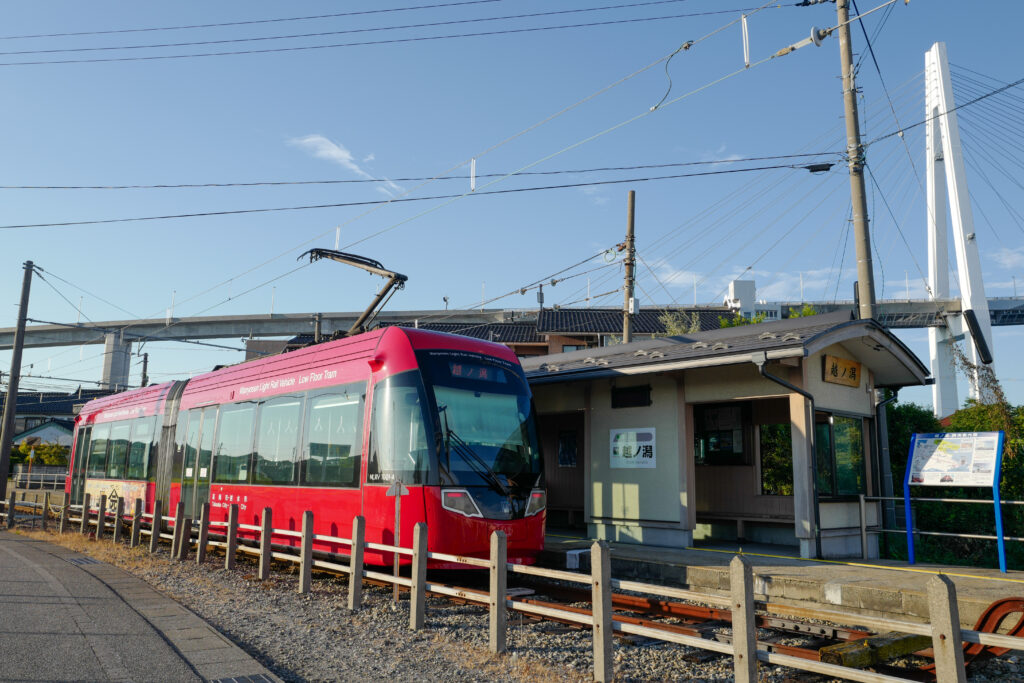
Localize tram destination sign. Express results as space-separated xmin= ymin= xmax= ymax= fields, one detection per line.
xmin=609 ymin=428 xmax=656 ymax=469
xmin=906 ymin=432 xmax=1002 ymax=487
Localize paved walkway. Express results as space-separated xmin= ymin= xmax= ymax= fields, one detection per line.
xmin=0 ymin=530 xmax=279 ymax=683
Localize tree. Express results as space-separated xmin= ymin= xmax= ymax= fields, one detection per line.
xmin=658 ymin=310 xmax=700 ymax=336
xmin=885 ymin=399 xmax=941 ymax=486
xmin=16 ymin=441 xmax=69 ymax=467
xmin=718 ymin=311 xmax=767 ymax=328
xmin=787 ymin=304 xmax=818 ymax=318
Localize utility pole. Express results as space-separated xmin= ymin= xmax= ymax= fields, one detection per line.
xmin=0 ymin=261 xmax=35 ymax=499
xmin=622 ymin=191 xmax=636 ymax=344
xmin=140 ymin=352 xmax=149 ymax=388
xmin=837 ymin=0 xmax=876 ymax=320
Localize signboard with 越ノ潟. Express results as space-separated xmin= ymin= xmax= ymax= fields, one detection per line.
xmin=906 ymin=432 xmax=1001 ymax=487
xmin=610 ymin=428 xmax=656 ymax=469
xmin=823 ymin=354 xmax=861 ymax=387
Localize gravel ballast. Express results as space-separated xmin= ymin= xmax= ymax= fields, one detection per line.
xmin=21 ymin=530 xmax=1024 ymax=682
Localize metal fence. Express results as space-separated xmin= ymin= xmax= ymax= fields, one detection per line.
xmin=3 ymin=493 xmax=1014 ymax=683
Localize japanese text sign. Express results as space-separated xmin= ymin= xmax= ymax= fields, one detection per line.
xmin=610 ymin=428 xmax=656 ymax=469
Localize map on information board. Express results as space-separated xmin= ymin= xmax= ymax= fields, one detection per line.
xmin=907 ymin=432 xmax=1002 ymax=487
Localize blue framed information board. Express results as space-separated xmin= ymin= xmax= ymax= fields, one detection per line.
xmin=904 ymin=431 xmax=1006 ymax=571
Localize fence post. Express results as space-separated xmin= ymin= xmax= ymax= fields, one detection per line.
xmin=591 ymin=540 xmax=613 ymax=683
xmin=409 ymin=522 xmax=427 ymax=631
xmin=58 ymin=501 xmax=69 ymax=534
xmin=225 ymin=503 xmax=239 ymax=570
xmin=928 ymin=574 xmax=967 ymax=682
xmin=258 ymin=507 xmax=272 ymax=581
xmin=96 ymin=495 xmax=106 ymax=540
xmin=149 ymin=499 xmax=163 ymax=553
xmin=112 ymin=498 xmax=125 ymax=544
xmin=171 ymin=501 xmax=184 ymax=558
xmin=176 ymin=517 xmax=191 ymax=560
xmin=730 ymin=555 xmax=758 ymax=683
xmin=5 ymin=491 xmax=13 ymax=529
xmin=299 ymin=510 xmax=314 ymax=594
xmin=42 ymin=492 xmax=50 ymax=531
xmin=80 ymin=493 xmax=90 ymax=534
xmin=196 ymin=502 xmax=210 ymax=564
xmin=130 ymin=498 xmax=142 ymax=548
xmin=348 ymin=515 xmax=365 ymax=611
xmin=489 ymin=530 xmax=507 ymax=654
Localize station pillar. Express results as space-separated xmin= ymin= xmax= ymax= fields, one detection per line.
xmin=101 ymin=333 xmax=132 ymax=391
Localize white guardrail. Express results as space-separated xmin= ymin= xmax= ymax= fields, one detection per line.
xmin=12 ymin=491 xmax=1008 ymax=683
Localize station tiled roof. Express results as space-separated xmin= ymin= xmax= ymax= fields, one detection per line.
xmin=522 ymin=311 xmax=930 ymax=389
xmin=383 ymin=321 xmax=546 ymax=344
xmin=0 ymin=389 xmax=111 ymax=416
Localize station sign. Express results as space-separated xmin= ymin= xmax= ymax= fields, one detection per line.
xmin=610 ymin=428 xmax=656 ymax=469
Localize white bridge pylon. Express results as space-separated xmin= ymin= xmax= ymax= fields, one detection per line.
xmin=925 ymin=42 xmax=994 ymax=418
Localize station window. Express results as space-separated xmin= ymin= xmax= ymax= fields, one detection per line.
xmin=815 ymin=413 xmax=866 ymax=496
xmin=127 ymin=418 xmax=155 ymax=480
xmin=106 ymin=422 xmax=131 ymax=479
xmin=254 ymin=396 xmax=302 ymax=485
xmin=214 ymin=403 xmax=255 ymax=484
xmin=86 ymin=423 xmax=110 ymax=478
xmin=611 ymin=384 xmax=652 ymax=409
xmin=301 ymin=383 xmax=365 ymax=487
xmin=694 ymin=403 xmax=751 ymax=466
xmin=759 ymin=424 xmax=793 ymax=495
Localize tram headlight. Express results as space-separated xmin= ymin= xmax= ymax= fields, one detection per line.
xmin=441 ymin=488 xmax=484 ymax=518
xmin=525 ymin=489 xmax=546 ymax=517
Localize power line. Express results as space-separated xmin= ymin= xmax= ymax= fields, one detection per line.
xmin=0 ymin=1 xmax=506 ymax=41
xmin=0 ymin=163 xmax=808 ymax=230
xmin=0 ymin=153 xmax=838 ymax=191
xmin=0 ymin=1 xmax=712 ymax=57
xmin=0 ymin=9 xmax=775 ymax=67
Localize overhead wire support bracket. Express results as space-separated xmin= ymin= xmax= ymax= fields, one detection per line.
xmin=299 ymin=248 xmax=408 ymax=338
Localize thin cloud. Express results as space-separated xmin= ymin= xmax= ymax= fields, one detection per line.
xmin=991 ymin=246 xmax=1024 ymax=270
xmin=289 ymin=134 xmax=404 ymax=196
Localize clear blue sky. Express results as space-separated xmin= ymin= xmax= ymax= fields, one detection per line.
xmin=1 ymin=0 xmax=1022 ymax=411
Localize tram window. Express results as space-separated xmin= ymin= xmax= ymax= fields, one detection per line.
xmin=127 ymin=418 xmax=155 ymax=480
xmin=106 ymin=422 xmax=131 ymax=479
xmin=301 ymin=384 xmax=365 ymax=487
xmin=86 ymin=423 xmax=111 ymax=478
xmin=368 ymin=372 xmax=432 ymax=485
xmin=254 ymin=396 xmax=302 ymax=485
xmin=214 ymin=402 xmax=255 ymax=484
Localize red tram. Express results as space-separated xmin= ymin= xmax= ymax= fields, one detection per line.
xmin=66 ymin=327 xmax=546 ymax=566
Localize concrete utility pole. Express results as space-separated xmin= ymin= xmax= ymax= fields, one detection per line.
xmin=0 ymin=261 xmax=35 ymax=499
xmin=140 ymin=352 xmax=149 ymax=388
xmin=837 ymin=0 xmax=876 ymax=320
xmin=622 ymin=191 xmax=636 ymax=343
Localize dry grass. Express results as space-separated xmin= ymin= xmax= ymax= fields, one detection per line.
xmin=430 ymin=632 xmax=586 ymax=683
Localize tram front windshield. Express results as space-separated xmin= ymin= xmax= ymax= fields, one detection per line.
xmin=417 ymin=350 xmax=541 ymax=491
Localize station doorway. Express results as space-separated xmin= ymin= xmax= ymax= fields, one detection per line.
xmin=538 ymin=411 xmax=585 ymax=528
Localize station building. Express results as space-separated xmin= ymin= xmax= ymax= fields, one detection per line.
xmin=522 ymin=312 xmax=929 ymax=559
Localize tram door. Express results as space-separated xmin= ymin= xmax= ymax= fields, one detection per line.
xmin=70 ymin=426 xmax=90 ymax=505
xmin=179 ymin=407 xmax=217 ymax=517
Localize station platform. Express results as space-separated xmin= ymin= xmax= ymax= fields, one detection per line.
xmin=540 ymin=529 xmax=1024 ymax=631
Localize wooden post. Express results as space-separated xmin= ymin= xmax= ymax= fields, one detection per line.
xmin=258 ymin=507 xmax=272 ymax=581
xmin=149 ymin=499 xmax=162 ymax=553
xmin=225 ymin=503 xmax=239 ymax=570
xmin=170 ymin=501 xmax=184 ymax=558
xmin=41 ymin=492 xmax=50 ymax=531
xmin=730 ymin=556 xmax=758 ymax=683
xmin=96 ymin=494 xmax=106 ymax=540
xmin=928 ymin=574 xmax=967 ymax=682
xmin=80 ymin=493 xmax=90 ymax=534
xmin=298 ymin=510 xmax=314 ymax=594
xmin=130 ymin=498 xmax=142 ymax=548
xmin=348 ymin=515 xmax=365 ymax=611
xmin=112 ymin=498 xmax=125 ymax=544
xmin=58 ymin=502 xmax=69 ymax=534
xmin=591 ymin=540 xmax=613 ymax=683
xmin=5 ymin=491 xmax=13 ymax=529
xmin=196 ymin=502 xmax=210 ymax=564
xmin=489 ymin=530 xmax=507 ymax=654
xmin=177 ymin=517 xmax=192 ymax=561
xmin=409 ymin=522 xmax=427 ymax=631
